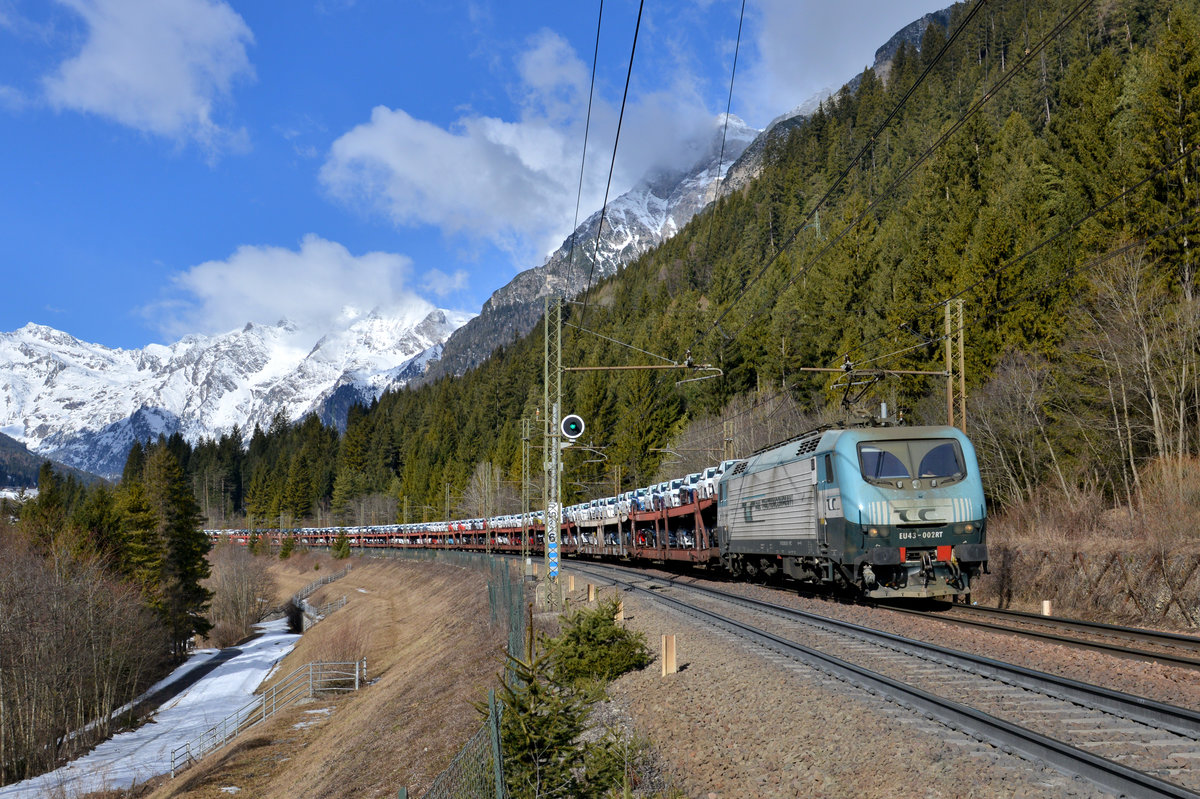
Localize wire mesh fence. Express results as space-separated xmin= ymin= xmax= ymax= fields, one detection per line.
xmin=170 ymin=660 xmax=367 ymax=778
xmin=421 ymin=690 xmax=505 ymax=799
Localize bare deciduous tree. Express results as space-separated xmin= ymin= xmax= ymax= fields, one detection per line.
xmin=0 ymin=529 xmax=166 ymax=786
xmin=205 ymin=540 xmax=278 ymax=648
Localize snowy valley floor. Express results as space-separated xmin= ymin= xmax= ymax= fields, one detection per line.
xmin=0 ymin=620 xmax=299 ymax=799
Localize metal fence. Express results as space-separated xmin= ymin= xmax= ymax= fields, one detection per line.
xmin=365 ymin=548 xmax=528 ymax=668
xmin=295 ymin=564 xmax=352 ymax=600
xmin=421 ymin=689 xmax=506 ymax=799
xmin=169 ymin=659 xmax=366 ymax=778
xmin=299 ymin=594 xmax=348 ymax=630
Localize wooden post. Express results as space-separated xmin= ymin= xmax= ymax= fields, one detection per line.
xmin=1042 ymin=600 xmax=1052 ymax=616
xmin=957 ymin=298 xmax=966 ymax=433
xmin=614 ymin=600 xmax=624 ymax=622
xmin=661 ymin=634 xmax=677 ymax=676
xmin=945 ymin=303 xmax=954 ymax=428
xmin=568 ymin=574 xmax=575 ymax=592
xmin=587 ymin=584 xmax=596 ymax=602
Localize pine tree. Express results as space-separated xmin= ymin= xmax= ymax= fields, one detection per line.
xmin=122 ymin=441 xmax=146 ymax=485
xmin=143 ymin=446 xmax=212 ymax=656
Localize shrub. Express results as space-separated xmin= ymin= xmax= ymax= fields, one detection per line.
xmin=498 ymin=650 xmax=591 ymax=799
xmin=498 ymin=599 xmax=654 ymax=799
xmin=548 ymin=598 xmax=651 ymax=691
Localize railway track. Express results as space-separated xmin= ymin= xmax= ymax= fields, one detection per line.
xmin=570 ymin=563 xmax=1200 ymax=799
xmin=883 ymin=603 xmax=1200 ymax=670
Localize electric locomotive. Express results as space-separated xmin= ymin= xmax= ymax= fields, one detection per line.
xmin=716 ymin=424 xmax=987 ymax=599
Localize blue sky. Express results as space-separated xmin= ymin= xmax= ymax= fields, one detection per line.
xmin=0 ymin=0 xmax=941 ymax=350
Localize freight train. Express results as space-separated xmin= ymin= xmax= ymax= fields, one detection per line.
xmin=210 ymin=423 xmax=988 ymax=600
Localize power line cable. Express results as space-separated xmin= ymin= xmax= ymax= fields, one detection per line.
xmin=579 ymin=0 xmax=645 ymax=329
xmin=565 ymin=1 xmax=605 ymax=291
xmin=566 ymin=0 xmax=748 ymax=372
xmin=844 ymin=204 xmax=1199 ymax=386
xmin=839 ymin=142 xmax=1199 ymax=367
xmin=966 ymin=206 xmax=1200 ymax=337
xmin=695 ymin=0 xmax=988 ymax=353
xmin=716 ymin=0 xmax=1095 ymax=355
xmin=700 ymin=0 xmax=748 ymax=260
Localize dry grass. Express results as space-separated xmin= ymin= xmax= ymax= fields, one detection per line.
xmin=989 ymin=457 xmax=1200 ymax=554
xmin=264 ymin=550 xmax=342 ymax=603
xmin=142 ymin=555 xmax=507 ymax=799
xmin=977 ymin=459 xmax=1200 ymax=626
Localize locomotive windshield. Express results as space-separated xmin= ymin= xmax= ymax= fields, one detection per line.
xmin=857 ymin=438 xmax=965 ymax=485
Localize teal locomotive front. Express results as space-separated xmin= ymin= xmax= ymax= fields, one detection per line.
xmin=716 ymin=425 xmax=987 ymax=599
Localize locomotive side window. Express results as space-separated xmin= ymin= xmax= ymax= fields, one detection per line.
xmin=858 ymin=439 xmax=965 ymax=485
xmin=823 ymin=453 xmax=835 ymax=484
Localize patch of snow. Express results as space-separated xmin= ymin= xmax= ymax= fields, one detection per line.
xmin=0 ymin=488 xmax=36 ymax=501
xmin=0 ymin=619 xmax=300 ymax=798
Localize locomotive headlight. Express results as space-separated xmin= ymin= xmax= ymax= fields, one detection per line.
xmin=866 ymin=527 xmax=880 ymax=537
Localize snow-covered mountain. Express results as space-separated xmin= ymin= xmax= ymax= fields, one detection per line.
xmin=423 ymin=114 xmax=760 ymax=379
xmin=0 ymin=307 xmax=471 ymax=478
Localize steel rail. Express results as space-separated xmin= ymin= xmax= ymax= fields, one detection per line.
xmin=571 ymin=563 xmax=1200 ymax=798
xmin=884 ymin=603 xmax=1200 ymax=671
xmin=576 ymin=564 xmax=1200 ymax=736
xmin=944 ymin=603 xmax=1200 ymax=650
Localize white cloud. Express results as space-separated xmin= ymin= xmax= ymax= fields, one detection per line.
xmin=320 ymin=105 xmax=572 ymax=264
xmin=515 ymin=28 xmax=588 ymax=125
xmin=153 ymin=234 xmax=434 ymax=339
xmin=741 ymin=0 xmax=939 ymax=124
xmin=421 ymin=269 xmax=470 ymax=297
xmin=42 ymin=0 xmax=254 ymax=152
xmin=319 ymin=28 xmax=721 ymax=269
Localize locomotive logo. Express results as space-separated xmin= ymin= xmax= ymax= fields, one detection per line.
xmin=741 ymin=493 xmax=794 ymax=522
xmin=864 ymin=498 xmax=972 ymax=527
xmin=895 ymin=507 xmax=945 ymax=523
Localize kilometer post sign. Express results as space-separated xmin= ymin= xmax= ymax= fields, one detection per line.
xmin=546 ymin=502 xmax=560 ymax=578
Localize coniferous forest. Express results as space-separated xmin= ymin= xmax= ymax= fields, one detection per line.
xmin=151 ymin=0 xmax=1197 ymax=530
xmin=3 ymin=2 xmax=1200 ymax=779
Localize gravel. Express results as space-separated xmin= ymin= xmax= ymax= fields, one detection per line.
xmin=576 ymin=570 xmax=1200 ymax=798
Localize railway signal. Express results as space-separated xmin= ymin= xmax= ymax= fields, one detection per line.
xmin=561 ymin=414 xmax=585 ymax=440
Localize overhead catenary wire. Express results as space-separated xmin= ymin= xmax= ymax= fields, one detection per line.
xmin=564 ymin=0 xmax=605 ymax=291
xmin=695 ymin=0 xmax=989 ymax=355
xmin=713 ymin=0 xmax=1096 ymax=359
xmin=563 ymin=320 xmax=676 ymax=364
xmin=578 ymin=0 xmax=645 ymax=330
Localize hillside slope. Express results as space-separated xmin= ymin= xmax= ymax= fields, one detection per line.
xmin=146 ymin=555 xmax=505 ymax=799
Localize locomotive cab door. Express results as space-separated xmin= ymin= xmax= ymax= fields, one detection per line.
xmin=817 ymin=452 xmax=841 ymax=549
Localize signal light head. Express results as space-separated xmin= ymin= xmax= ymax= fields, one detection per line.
xmin=561 ymin=414 xmax=585 ymax=439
